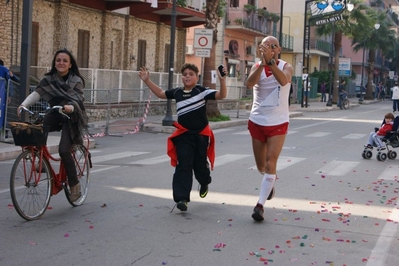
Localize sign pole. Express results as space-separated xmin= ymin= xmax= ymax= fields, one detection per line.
xmin=200 ymin=57 xmax=205 ymax=86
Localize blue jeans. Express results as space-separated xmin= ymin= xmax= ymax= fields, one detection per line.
xmin=393 ymin=99 xmax=399 ymax=112
xmin=337 ymin=92 xmax=347 ymax=107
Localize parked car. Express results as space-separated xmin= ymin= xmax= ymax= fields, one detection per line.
xmin=355 ymin=85 xmax=366 ymax=98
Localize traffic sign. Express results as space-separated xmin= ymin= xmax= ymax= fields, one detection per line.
xmin=194 ymin=29 xmax=213 ymax=49
xmin=195 ymin=49 xmax=210 ymax=58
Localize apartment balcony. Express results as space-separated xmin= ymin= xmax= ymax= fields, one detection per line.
xmin=273 ymin=32 xmax=294 ymax=51
xmin=225 ymin=8 xmax=273 ymax=37
xmin=69 ymin=0 xmax=206 ymax=28
xmin=370 ymin=0 xmax=385 ymax=9
xmin=386 ymin=9 xmax=399 ymax=26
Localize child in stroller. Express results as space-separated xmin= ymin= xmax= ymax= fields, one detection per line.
xmin=362 ymin=112 xmax=396 ymax=161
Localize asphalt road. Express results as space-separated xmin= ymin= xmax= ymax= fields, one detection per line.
xmin=0 ymin=101 xmax=398 ymax=266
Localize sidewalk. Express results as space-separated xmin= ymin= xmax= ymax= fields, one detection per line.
xmin=0 ymin=98 xmax=375 ymax=161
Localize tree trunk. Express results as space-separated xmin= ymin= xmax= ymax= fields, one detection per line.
xmin=365 ymin=49 xmax=376 ymax=100
xmin=333 ymin=31 xmax=342 ymax=103
xmin=204 ymin=0 xmax=220 ymax=118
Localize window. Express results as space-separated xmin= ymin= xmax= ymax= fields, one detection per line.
xmin=230 ymin=0 xmax=239 ymax=8
xmin=77 ymin=29 xmax=90 ymax=68
xmin=137 ymin=40 xmax=146 ymax=70
xmin=247 ymin=0 xmax=255 ymax=6
xmin=164 ymin=44 xmax=170 ymax=73
xmin=31 ymin=22 xmax=39 ymax=66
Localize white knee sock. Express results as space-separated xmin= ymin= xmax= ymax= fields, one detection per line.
xmin=258 ymin=173 xmax=276 ymax=206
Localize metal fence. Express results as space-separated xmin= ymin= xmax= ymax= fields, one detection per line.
xmin=1 ymin=67 xmax=242 ymax=138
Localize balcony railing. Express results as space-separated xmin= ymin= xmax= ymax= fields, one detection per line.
xmin=226 ymin=8 xmax=271 ymax=35
xmin=273 ymin=32 xmax=294 ymax=51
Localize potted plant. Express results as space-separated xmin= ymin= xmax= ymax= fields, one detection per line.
xmin=244 ymin=4 xmax=257 ymax=13
xmin=257 ymin=8 xmax=269 ymax=19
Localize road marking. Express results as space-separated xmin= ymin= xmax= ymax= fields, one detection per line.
xmin=93 ymin=151 xmax=149 ymax=163
xmin=212 ymin=128 xmax=234 ymax=134
xmin=377 ymin=165 xmax=399 ymax=180
xmin=315 ymin=160 xmax=359 ymax=176
xmin=305 ymin=132 xmax=330 ymax=137
xmin=342 ymin=133 xmax=366 ymax=139
xmin=287 ymin=130 xmax=298 ymax=135
xmin=91 ymin=166 xmax=121 ymax=173
xmin=215 ymin=154 xmax=252 ymax=167
xmin=366 ymin=197 xmax=399 ymax=266
xmin=130 ymin=155 xmax=169 ymax=165
xmin=233 ymin=130 xmax=250 ymax=135
xmin=249 ymin=156 xmax=306 ymax=171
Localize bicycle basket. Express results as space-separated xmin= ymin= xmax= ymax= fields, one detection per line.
xmin=9 ymin=122 xmax=50 ymax=146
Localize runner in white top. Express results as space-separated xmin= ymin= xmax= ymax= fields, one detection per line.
xmin=246 ymin=36 xmax=294 ymax=222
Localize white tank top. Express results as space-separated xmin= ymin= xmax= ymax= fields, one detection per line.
xmin=249 ymin=60 xmax=290 ymax=126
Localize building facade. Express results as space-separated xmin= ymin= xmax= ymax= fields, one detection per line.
xmin=0 ymin=0 xmax=205 ymax=73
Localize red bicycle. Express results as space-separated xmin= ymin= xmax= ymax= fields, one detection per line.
xmin=9 ymin=106 xmax=92 ymax=221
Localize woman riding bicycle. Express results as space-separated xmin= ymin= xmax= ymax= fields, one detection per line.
xmin=17 ymin=49 xmax=88 ymax=202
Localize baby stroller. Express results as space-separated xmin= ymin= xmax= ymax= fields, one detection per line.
xmin=362 ymin=116 xmax=399 ymax=161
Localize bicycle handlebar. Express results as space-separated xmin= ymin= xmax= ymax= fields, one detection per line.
xmin=19 ymin=105 xmax=70 ymax=119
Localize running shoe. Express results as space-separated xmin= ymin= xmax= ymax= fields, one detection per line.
xmin=176 ymin=201 xmax=188 ymax=212
xmin=199 ymin=184 xmax=208 ymax=198
xmin=267 ymin=187 xmax=275 ymax=200
xmin=251 ymin=203 xmax=264 ymax=221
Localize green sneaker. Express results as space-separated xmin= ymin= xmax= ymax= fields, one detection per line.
xmin=176 ymin=201 xmax=188 ymax=212
xmin=199 ymin=184 xmax=208 ymax=198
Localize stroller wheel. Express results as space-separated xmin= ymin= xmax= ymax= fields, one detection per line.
xmin=388 ymin=150 xmax=397 ymax=160
xmin=362 ymin=151 xmax=367 ymax=159
xmin=365 ymin=150 xmax=373 ymax=159
xmin=377 ymin=153 xmax=387 ymax=161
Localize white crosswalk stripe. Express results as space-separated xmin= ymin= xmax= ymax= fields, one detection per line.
xmin=377 ymin=165 xmax=399 ymax=180
xmin=212 ymin=128 xmax=234 ymax=134
xmin=233 ymin=130 xmax=250 ymax=135
xmin=249 ymin=156 xmax=306 ymax=171
xmin=314 ymin=160 xmax=359 ymax=176
xmin=93 ymin=151 xmax=149 ymax=163
xmin=214 ymin=154 xmax=251 ymax=166
xmin=305 ymin=132 xmax=331 ymax=137
xmin=130 ymin=155 xmax=169 ymax=165
xmin=342 ymin=133 xmax=367 ymax=139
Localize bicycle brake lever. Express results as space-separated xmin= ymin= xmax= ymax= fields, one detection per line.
xmin=52 ymin=106 xmax=70 ymax=119
xmin=19 ymin=106 xmax=34 ymax=115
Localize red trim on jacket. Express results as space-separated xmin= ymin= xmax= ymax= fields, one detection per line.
xmin=167 ymin=121 xmax=215 ymax=170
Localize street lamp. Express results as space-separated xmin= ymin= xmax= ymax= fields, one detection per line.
xmin=278 ymin=0 xmax=284 ymax=59
xmin=326 ymin=25 xmax=334 ymax=107
xmin=162 ymin=0 xmax=176 ymax=126
xmin=301 ymin=0 xmax=313 ymax=108
xmin=303 ymin=0 xmax=354 ymax=108
xmin=359 ymin=23 xmax=380 ymax=103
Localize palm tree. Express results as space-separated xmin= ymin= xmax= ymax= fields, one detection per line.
xmin=315 ymin=0 xmax=369 ymax=103
xmin=203 ymin=0 xmax=221 ymax=118
xmin=383 ymin=36 xmax=399 ymax=91
xmin=351 ymin=9 xmax=396 ymax=100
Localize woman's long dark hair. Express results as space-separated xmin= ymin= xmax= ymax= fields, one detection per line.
xmin=45 ymin=49 xmax=85 ymax=87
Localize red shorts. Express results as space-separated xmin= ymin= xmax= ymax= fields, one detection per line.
xmin=248 ymin=120 xmax=289 ymax=142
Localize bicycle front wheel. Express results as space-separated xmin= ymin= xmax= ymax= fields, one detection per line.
xmin=66 ymin=144 xmax=90 ymax=206
xmin=343 ymin=99 xmax=349 ymax=110
xmin=10 ymin=150 xmax=52 ymax=221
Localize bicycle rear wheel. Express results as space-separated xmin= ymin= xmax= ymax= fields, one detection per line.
xmin=65 ymin=144 xmax=90 ymax=206
xmin=343 ymin=99 xmax=349 ymax=110
xmin=10 ymin=150 xmax=52 ymax=221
